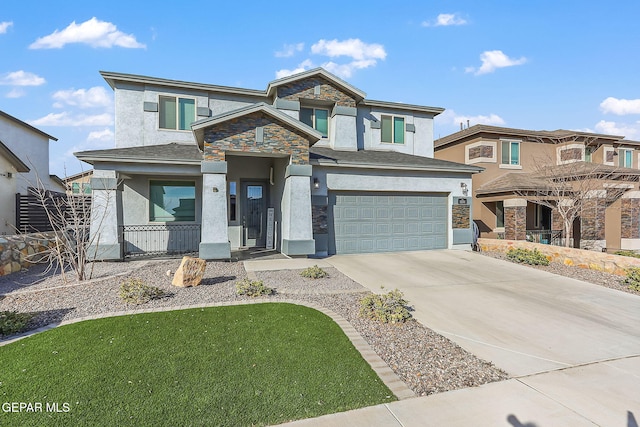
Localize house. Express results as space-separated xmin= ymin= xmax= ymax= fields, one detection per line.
xmin=0 ymin=110 xmax=62 ymax=234
xmin=434 ymin=124 xmax=640 ymax=251
xmin=63 ymin=169 xmax=93 ymax=195
xmin=76 ymin=68 xmax=481 ymax=260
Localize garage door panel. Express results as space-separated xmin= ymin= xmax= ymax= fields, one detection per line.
xmin=331 ymin=191 xmax=448 ymax=254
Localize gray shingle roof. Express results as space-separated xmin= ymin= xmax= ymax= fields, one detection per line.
xmin=75 ymin=143 xmax=202 ymax=165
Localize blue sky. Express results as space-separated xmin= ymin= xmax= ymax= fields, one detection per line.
xmin=2 ymin=0 xmax=640 ymax=177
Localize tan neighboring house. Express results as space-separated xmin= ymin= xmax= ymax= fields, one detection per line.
xmin=435 ymin=125 xmax=640 ymax=251
xmin=63 ymin=170 xmax=93 ymax=195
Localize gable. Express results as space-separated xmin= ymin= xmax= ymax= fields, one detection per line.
xmin=277 ymin=76 xmax=357 ymax=108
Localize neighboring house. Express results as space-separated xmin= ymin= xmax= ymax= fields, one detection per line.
xmin=0 ymin=110 xmax=62 ymax=194
xmin=76 ymin=68 xmax=481 ymax=260
xmin=63 ymin=169 xmax=93 ymax=195
xmin=434 ymin=125 xmax=640 ymax=251
xmin=0 ymin=141 xmax=30 ymax=234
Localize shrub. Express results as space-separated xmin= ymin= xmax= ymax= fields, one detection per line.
xmin=615 ymin=250 xmax=640 ymax=259
xmin=0 ymin=311 xmax=33 ymax=336
xmin=119 ymin=278 xmax=167 ymax=305
xmin=359 ymin=289 xmax=412 ymax=324
xmin=300 ymin=265 xmax=329 ymax=279
xmin=623 ymin=268 xmax=640 ymax=291
xmin=506 ymin=248 xmax=550 ymax=266
xmin=236 ymin=278 xmax=274 ymax=297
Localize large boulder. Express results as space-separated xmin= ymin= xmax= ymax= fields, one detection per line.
xmin=172 ymin=256 xmax=207 ymax=287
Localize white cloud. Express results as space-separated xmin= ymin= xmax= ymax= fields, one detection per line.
xmin=422 ymin=13 xmax=467 ymax=27
xmin=436 ymin=109 xmax=505 ymax=130
xmin=31 ymin=112 xmax=113 ymax=127
xmin=29 ymin=17 xmax=145 ymax=49
xmin=311 ymin=38 xmax=386 ymax=61
xmin=594 ymin=120 xmax=640 ymax=139
xmin=87 ymin=128 xmax=114 ymax=141
xmin=0 ymin=21 xmax=13 ymax=34
xmin=600 ymin=97 xmax=640 ymax=115
xmin=5 ymin=88 xmax=25 ymax=98
xmin=466 ymin=50 xmax=527 ymax=75
xmin=275 ymin=42 xmax=304 ymax=58
xmin=275 ymin=59 xmax=315 ymax=79
xmin=52 ymin=86 xmax=112 ymax=109
xmin=0 ymin=70 xmax=46 ymax=86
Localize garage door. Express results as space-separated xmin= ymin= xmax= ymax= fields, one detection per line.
xmin=329 ymin=191 xmax=448 ymax=254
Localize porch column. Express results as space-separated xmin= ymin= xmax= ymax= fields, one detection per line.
xmin=281 ymin=164 xmax=315 ymax=256
xmin=504 ymin=199 xmax=527 ymax=240
xmin=580 ymin=190 xmax=607 ymax=251
xmin=88 ymin=169 xmax=121 ymax=260
xmin=621 ymin=191 xmax=640 ymax=249
xmin=199 ymin=161 xmax=230 ymax=259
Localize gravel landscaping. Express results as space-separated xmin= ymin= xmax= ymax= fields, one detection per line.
xmin=1 ymin=258 xmax=508 ymax=397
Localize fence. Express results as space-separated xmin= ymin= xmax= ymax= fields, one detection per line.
xmin=120 ymin=224 xmax=201 ymax=258
xmin=15 ymin=188 xmax=91 ymax=233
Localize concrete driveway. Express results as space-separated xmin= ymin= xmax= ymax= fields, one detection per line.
xmin=326 ymin=250 xmax=640 ymax=377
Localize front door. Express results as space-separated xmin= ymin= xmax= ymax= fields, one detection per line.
xmin=241 ymin=182 xmax=267 ymax=247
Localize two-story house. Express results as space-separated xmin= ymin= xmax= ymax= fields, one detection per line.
xmin=434 ymin=124 xmax=640 ymax=251
xmin=76 ymin=68 xmax=481 ymax=260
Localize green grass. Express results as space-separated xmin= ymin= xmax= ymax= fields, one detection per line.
xmin=0 ymin=303 xmax=395 ymax=426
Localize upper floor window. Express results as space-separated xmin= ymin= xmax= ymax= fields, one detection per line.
xmin=300 ymin=107 xmax=328 ymax=137
xmin=585 ymin=146 xmax=594 ymax=163
xmin=159 ymin=96 xmax=195 ymax=131
xmin=619 ymin=149 xmax=633 ymax=168
xmin=149 ymin=180 xmax=196 ymax=222
xmin=381 ymin=115 xmax=404 ymax=144
xmin=501 ymin=140 xmax=520 ymax=165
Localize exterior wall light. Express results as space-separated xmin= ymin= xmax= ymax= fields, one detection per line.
xmin=460 ymin=182 xmax=469 ymax=196
xmin=313 ymin=178 xmax=320 ymax=189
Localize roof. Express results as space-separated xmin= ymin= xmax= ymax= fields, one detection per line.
xmin=266 ymin=67 xmax=367 ymax=101
xmin=75 ymin=143 xmax=202 ymax=165
xmin=0 ymin=110 xmax=58 ymax=141
xmin=0 ymin=139 xmax=30 ymax=172
xmin=360 ymin=99 xmax=444 ymax=116
xmin=192 ymin=103 xmax=323 ymax=150
xmin=62 ymin=169 xmax=93 ymax=182
xmin=435 ymin=124 xmax=624 ymax=149
xmin=310 ymin=147 xmax=483 ymax=173
xmin=476 ymin=173 xmax=554 ymax=196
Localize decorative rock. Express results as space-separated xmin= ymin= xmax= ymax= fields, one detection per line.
xmin=172 ymin=256 xmax=207 ymax=287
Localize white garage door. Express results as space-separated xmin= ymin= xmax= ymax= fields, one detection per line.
xmin=329 ymin=191 xmax=448 ymax=254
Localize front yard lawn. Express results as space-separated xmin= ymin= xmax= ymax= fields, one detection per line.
xmin=0 ymin=303 xmax=394 ymax=426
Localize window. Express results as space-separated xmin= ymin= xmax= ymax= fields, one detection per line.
xmin=381 ymin=115 xmax=405 ymax=144
xmin=71 ymin=183 xmax=80 ymax=194
xmin=149 ymin=180 xmax=196 ymax=222
xmin=229 ymin=181 xmax=237 ymax=222
xmin=619 ymin=149 xmax=633 ymax=168
xmin=501 ymin=140 xmax=520 ymax=165
xmin=159 ymin=96 xmax=196 ymax=130
xmin=585 ymin=146 xmax=593 ymax=163
xmin=300 ymin=107 xmax=329 ymax=136
xmin=82 ymin=183 xmax=91 ymax=194
xmin=496 ymin=201 xmax=505 ymax=228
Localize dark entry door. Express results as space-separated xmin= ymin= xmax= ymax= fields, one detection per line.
xmin=242 ymin=182 xmax=267 ymax=247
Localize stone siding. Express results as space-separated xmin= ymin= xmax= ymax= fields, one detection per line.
xmin=505 ymin=206 xmax=526 ymax=240
xmin=312 ymin=205 xmax=328 ymax=234
xmin=581 ymin=199 xmax=606 ymax=240
xmin=277 ymin=77 xmax=356 ymax=107
xmin=203 ymin=112 xmax=310 ymax=164
xmin=452 ymin=204 xmax=470 ymax=229
xmin=479 ymin=238 xmax=640 ymax=276
xmin=621 ymin=198 xmax=640 ymax=239
xmin=0 ymin=232 xmax=58 ymax=276
xmin=468 ymin=145 xmax=493 ymax=160
xmin=560 ymin=148 xmax=582 ymax=162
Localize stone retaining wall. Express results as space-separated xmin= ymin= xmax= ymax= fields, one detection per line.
xmin=479 ymin=238 xmax=640 ymax=276
xmin=0 ymin=232 xmax=58 ymax=276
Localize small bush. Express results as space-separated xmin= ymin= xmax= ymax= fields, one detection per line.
xmin=615 ymin=250 xmax=640 ymax=259
xmin=623 ymin=268 xmax=640 ymax=291
xmin=119 ymin=278 xmax=167 ymax=305
xmin=359 ymin=289 xmax=412 ymax=324
xmin=0 ymin=311 xmax=33 ymax=336
xmin=506 ymin=248 xmax=550 ymax=266
xmin=300 ymin=265 xmax=329 ymax=279
xmin=236 ymin=279 xmax=274 ymax=297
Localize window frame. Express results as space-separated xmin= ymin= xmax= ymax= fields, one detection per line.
xmin=228 ymin=181 xmax=237 ymax=223
xmin=619 ymin=148 xmax=633 ymax=168
xmin=501 ymin=140 xmax=520 ymax=166
xmin=380 ymin=115 xmax=405 ymax=144
xmin=300 ymin=107 xmax=329 ymax=137
xmin=496 ymin=201 xmax=505 ymax=229
xmin=149 ymin=179 xmax=196 ymax=223
xmin=158 ymin=95 xmax=196 ymax=131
